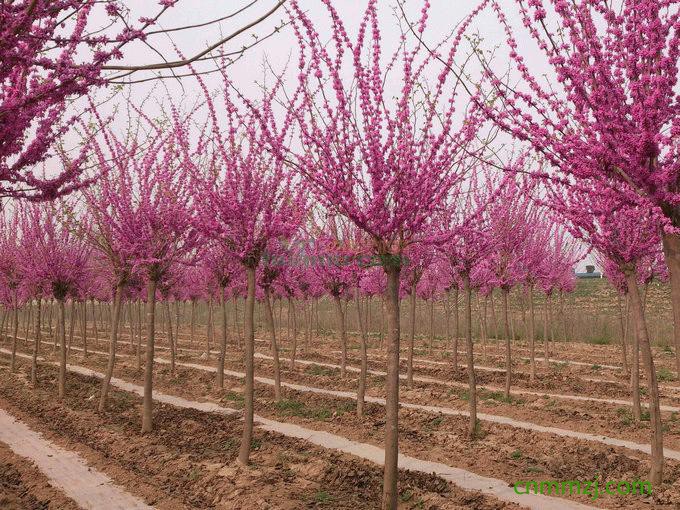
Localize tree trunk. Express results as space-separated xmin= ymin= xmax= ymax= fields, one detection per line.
xmin=617 ymin=293 xmax=630 ymax=375
xmin=407 ymin=285 xmax=416 ymax=386
xmin=502 ymin=288 xmax=511 ymax=399
xmin=91 ymin=299 xmax=99 ymax=350
xmin=382 ymin=264 xmax=401 ymax=510
xmin=453 ymin=287 xmax=459 ymax=370
xmin=207 ymin=297 xmax=214 ymax=357
xmin=355 ymin=287 xmax=368 ymax=417
xmin=136 ymin=299 xmax=142 ymax=371
xmin=289 ymin=297 xmax=298 ymax=369
xmin=630 ymin=299 xmax=642 ymax=422
xmin=99 ymin=284 xmax=124 ymax=412
xmin=10 ymin=297 xmax=19 ymax=373
xmin=543 ymin=293 xmax=550 ymax=368
xmin=141 ymin=279 xmax=157 ymax=433
xmin=428 ymin=299 xmax=434 ymax=355
xmin=238 ymin=266 xmax=257 ymax=465
xmin=626 ymin=272 xmax=663 ymax=485
xmin=165 ymin=301 xmax=175 ymax=374
xmin=463 ymin=274 xmax=477 ymax=438
xmin=58 ymin=298 xmax=66 ymax=399
xmin=31 ymin=298 xmax=41 ymax=387
xmin=332 ymin=293 xmax=347 ymax=379
xmin=216 ymin=289 xmax=228 ymax=388
xmin=528 ymin=285 xmax=536 ymax=382
xmin=263 ymin=286 xmax=281 ymax=400
xmin=66 ymin=300 xmax=75 ymax=358
xmin=662 ymin=233 xmax=680 ymax=376
xmin=190 ymin=299 xmax=196 ymax=346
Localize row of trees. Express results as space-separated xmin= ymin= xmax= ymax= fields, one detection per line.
xmin=3 ymin=0 xmax=679 ymax=507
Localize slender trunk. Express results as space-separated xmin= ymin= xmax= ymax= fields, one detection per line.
xmin=238 ymin=266 xmax=257 ymax=465
xmin=58 ymin=299 xmax=66 ymax=399
xmin=304 ymin=301 xmax=311 ymax=354
xmin=463 ymin=274 xmax=477 ymax=438
xmin=662 ymin=233 xmax=680 ymax=376
xmin=489 ymin=293 xmax=498 ymax=340
xmin=332 ymin=293 xmax=347 ymax=379
xmin=543 ymin=294 xmax=550 ymax=368
xmin=428 ymin=299 xmax=434 ymax=355
xmin=289 ymin=297 xmax=298 ymax=369
xmin=99 ymin=284 xmax=124 ymax=412
xmin=66 ymin=300 xmax=75 ymax=358
xmin=502 ymin=288 xmax=511 ymax=399
xmin=528 ymin=285 xmax=536 ymax=382
xmin=10 ymin=296 xmax=19 ymax=373
xmin=453 ymin=287 xmax=459 ymax=370
xmin=31 ymin=298 xmax=42 ymax=387
xmin=263 ymin=287 xmax=281 ymax=400
xmin=141 ymin=279 xmax=157 ymax=433
xmin=626 ymin=272 xmax=663 ymax=485
xmin=481 ymin=296 xmax=488 ymax=362
xmin=165 ymin=301 xmax=175 ymax=374
xmin=80 ymin=301 xmax=88 ymax=357
xmin=190 ymin=299 xmax=196 ymax=347
xmin=136 ymin=299 xmax=142 ymax=371
xmin=382 ymin=264 xmax=401 ymax=510
xmin=630 ymin=298 xmax=642 ymax=422
xmin=355 ymin=287 xmax=368 ymax=417
xmin=207 ymin=297 xmax=214 ymax=357
xmin=91 ymin=299 xmax=99 ymax=350
xmin=216 ymin=290 xmax=228 ymax=388
xmin=407 ymin=285 xmax=416 ymax=386
xmin=617 ymin=293 xmax=630 ymax=375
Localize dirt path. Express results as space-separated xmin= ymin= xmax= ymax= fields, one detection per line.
xmin=1 ymin=349 xmax=597 ymax=510
xmin=0 ymin=406 xmax=152 ymax=510
xmin=13 ymin=343 xmax=680 ymax=459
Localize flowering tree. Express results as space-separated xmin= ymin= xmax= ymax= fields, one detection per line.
xmin=0 ymin=210 xmax=26 ymax=372
xmin=20 ymin=204 xmax=90 ymax=399
xmin=191 ymin=74 xmax=307 ymax=465
xmin=89 ymin=109 xmax=196 ymax=431
xmin=549 ymin=180 xmax=665 ymax=484
xmin=463 ymin=0 xmax=680 ymax=375
xmin=270 ymin=1 xmax=485 ymax=505
xmin=0 ymin=0 xmax=179 ymax=199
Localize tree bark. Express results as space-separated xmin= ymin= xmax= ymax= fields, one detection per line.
xmin=453 ymin=287 xmax=459 ymax=371
xmin=99 ymin=284 xmax=123 ymax=412
xmin=289 ymin=297 xmax=298 ymax=369
xmin=332 ymin=293 xmax=347 ymax=379
xmin=382 ymin=264 xmax=401 ymax=510
xmin=626 ymin=272 xmax=663 ymax=485
xmin=355 ymin=287 xmax=368 ymax=417
xmin=190 ymin=299 xmax=196 ymax=347
xmin=263 ymin=286 xmax=281 ymax=400
xmin=662 ymin=233 xmax=680 ymax=376
xmin=238 ymin=266 xmax=257 ymax=465
xmin=165 ymin=301 xmax=175 ymax=374
xmin=57 ymin=298 xmax=66 ymax=399
xmin=216 ymin=289 xmax=228 ymax=388
xmin=407 ymin=285 xmax=416 ymax=386
xmin=462 ymin=274 xmax=477 ymax=438
xmin=543 ymin=293 xmax=550 ymax=368
xmin=10 ymin=296 xmax=19 ymax=373
xmin=502 ymin=288 xmax=511 ymax=399
xmin=617 ymin=293 xmax=630 ymax=375
xmin=630 ymin=297 xmax=642 ymax=421
xmin=31 ymin=298 xmax=41 ymax=387
xmin=528 ymin=285 xmax=536 ymax=382
xmin=141 ymin=279 xmax=157 ymax=433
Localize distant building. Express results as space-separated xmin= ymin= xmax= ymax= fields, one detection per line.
xmin=575 ymin=264 xmax=603 ymax=279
